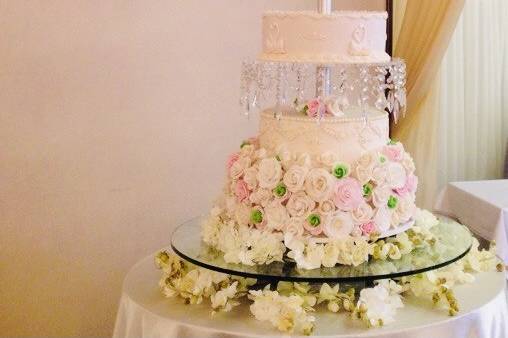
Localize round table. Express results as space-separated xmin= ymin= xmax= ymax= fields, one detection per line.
xmin=113 ymin=253 xmax=508 ymax=338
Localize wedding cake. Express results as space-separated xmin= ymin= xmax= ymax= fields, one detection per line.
xmin=156 ymin=5 xmax=501 ymax=335
xmin=201 ymin=9 xmax=418 ymax=269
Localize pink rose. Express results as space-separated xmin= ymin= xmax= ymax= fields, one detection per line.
xmin=360 ymin=221 xmax=376 ymax=236
xmin=333 ymin=178 xmax=364 ymax=211
xmin=235 ymin=180 xmax=250 ymax=202
xmin=394 ymin=174 xmax=418 ymax=196
xmin=227 ymin=152 xmax=240 ymax=170
xmin=306 ymin=98 xmax=324 ymax=118
xmin=383 ymin=143 xmax=404 ymax=162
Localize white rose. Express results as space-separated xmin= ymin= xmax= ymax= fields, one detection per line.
xmin=317 ymin=152 xmax=337 ymax=169
xmin=304 ymin=168 xmax=334 ymax=202
xmin=371 ymin=164 xmax=388 ymax=185
xmin=249 ymin=188 xmax=272 ymax=207
xmin=386 ymin=162 xmax=407 ymax=189
xmin=372 ymin=185 xmax=391 ymax=208
xmin=323 ymin=211 xmax=354 ymax=239
xmin=402 ymin=152 xmax=415 ymax=173
xmin=257 ymin=158 xmax=282 ymax=189
xmin=229 ymin=157 xmax=251 ymax=179
xmin=394 ymin=196 xmax=415 ymax=224
xmin=285 ymin=217 xmax=305 ymax=238
xmin=351 ymin=203 xmax=374 ymax=225
xmin=354 ymin=152 xmax=377 ymax=184
xmin=265 ymin=202 xmax=289 ymax=231
xmin=318 ymin=200 xmax=336 ymax=215
xmin=283 ymin=165 xmax=308 ymax=192
xmin=243 ymin=167 xmax=258 ymax=190
xmin=286 ymin=191 xmax=315 ymax=217
xmin=235 ymin=203 xmax=251 ymax=226
xmin=373 ymin=207 xmax=391 ymax=233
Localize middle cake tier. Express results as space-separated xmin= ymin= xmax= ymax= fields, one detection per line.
xmin=259 ymin=108 xmax=389 ymax=164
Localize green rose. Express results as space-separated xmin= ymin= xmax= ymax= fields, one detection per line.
xmin=363 ymin=183 xmax=374 ymax=197
xmin=250 ymin=209 xmax=263 ymax=224
xmin=387 ymin=195 xmax=398 ymax=209
xmin=379 ymin=155 xmax=387 ymax=163
xmin=332 ymin=163 xmax=349 ymax=179
xmin=307 ymin=214 xmax=321 ymax=227
xmin=273 ymin=183 xmax=287 ymax=198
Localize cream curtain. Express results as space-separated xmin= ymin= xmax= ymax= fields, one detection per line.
xmin=437 ymin=0 xmax=508 ymax=187
xmin=392 ymin=0 xmax=465 ymax=208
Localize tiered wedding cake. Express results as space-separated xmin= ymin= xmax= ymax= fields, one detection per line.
xmin=201 ymin=9 xmax=417 ymax=269
xmin=156 ymin=4 xmax=500 ymax=335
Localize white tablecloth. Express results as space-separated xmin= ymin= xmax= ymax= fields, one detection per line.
xmin=113 ymin=254 xmax=508 ymax=338
xmin=435 ymin=180 xmax=508 ymax=263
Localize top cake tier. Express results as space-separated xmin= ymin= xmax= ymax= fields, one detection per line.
xmin=259 ymin=11 xmax=390 ymax=64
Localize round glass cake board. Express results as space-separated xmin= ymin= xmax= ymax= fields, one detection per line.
xmin=171 ymin=216 xmax=472 ymax=284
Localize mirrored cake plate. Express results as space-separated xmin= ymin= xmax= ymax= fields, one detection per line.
xmin=171 ymin=216 xmax=472 ymax=284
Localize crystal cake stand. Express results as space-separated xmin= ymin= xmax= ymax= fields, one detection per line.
xmin=171 ymin=217 xmax=473 ymax=284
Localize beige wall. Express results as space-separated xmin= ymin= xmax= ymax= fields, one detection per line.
xmin=0 ymin=1 xmax=385 ymax=336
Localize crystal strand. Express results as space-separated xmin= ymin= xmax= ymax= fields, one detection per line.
xmin=239 ymin=61 xmax=248 ymax=115
xmin=275 ymin=63 xmax=284 ymax=120
xmin=295 ymin=65 xmax=303 ymax=107
xmin=359 ymin=65 xmax=369 ymax=122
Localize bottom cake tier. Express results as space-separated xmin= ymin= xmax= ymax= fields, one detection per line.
xmin=202 ymin=136 xmax=418 ymax=269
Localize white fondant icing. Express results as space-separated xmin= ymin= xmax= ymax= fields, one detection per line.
xmin=259 ymin=109 xmax=389 ymax=164
xmin=261 ymin=10 xmax=390 ymax=64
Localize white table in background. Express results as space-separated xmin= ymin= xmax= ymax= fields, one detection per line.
xmin=113 ymin=253 xmax=508 ymax=338
xmin=435 ymin=180 xmax=508 ymax=263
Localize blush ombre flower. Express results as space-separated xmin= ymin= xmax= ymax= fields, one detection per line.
xmin=227 ymin=152 xmax=240 ymax=170
xmin=304 ymin=214 xmax=323 ymax=236
xmin=333 ymin=177 xmax=364 ymax=211
xmin=382 ymin=143 xmax=404 ymax=162
xmin=360 ymin=221 xmax=376 ymax=236
xmin=394 ymin=174 xmax=418 ymax=196
xmin=235 ymin=179 xmax=250 ymax=203
xmin=306 ymin=98 xmax=323 ymax=118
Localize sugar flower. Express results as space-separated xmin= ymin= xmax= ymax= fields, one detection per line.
xmin=304 ymin=213 xmax=323 ymax=235
xmin=351 ymin=203 xmax=374 ymax=224
xmin=226 ymin=152 xmax=240 ymax=170
xmin=323 ymin=211 xmax=354 ymax=238
xmin=333 ymin=177 xmax=364 ymax=211
xmin=382 ymin=142 xmax=404 ymax=162
xmin=234 ymin=179 xmax=250 ymax=203
xmin=257 ymin=157 xmax=282 ymax=189
xmin=286 ymin=191 xmax=316 ymax=218
xmin=305 ymin=168 xmax=334 ymax=202
xmin=356 ymin=282 xmax=403 ymax=327
xmin=283 ymin=165 xmax=308 ymax=192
